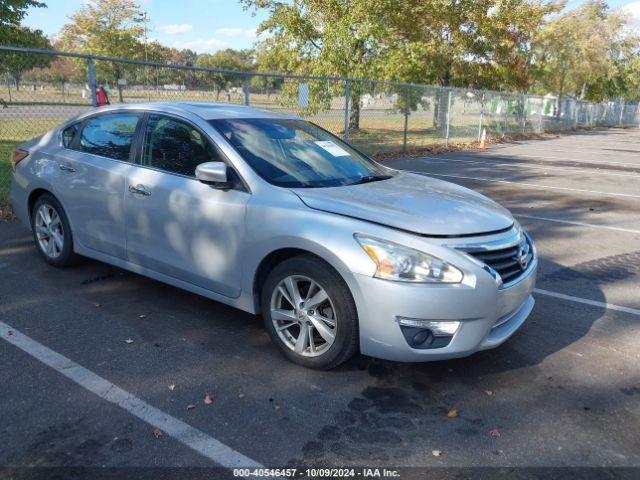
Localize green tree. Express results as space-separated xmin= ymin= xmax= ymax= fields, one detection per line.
xmin=195 ymin=49 xmax=253 ymax=100
xmin=0 ymin=26 xmax=51 ymax=90
xmin=379 ymin=0 xmax=561 ymax=128
xmin=0 ymin=0 xmax=46 ymax=41
xmin=533 ymin=1 xmax=633 ymax=111
xmin=0 ymin=0 xmax=50 ymax=92
xmin=243 ymin=0 xmax=386 ymax=130
xmin=58 ymin=0 xmax=145 ymax=102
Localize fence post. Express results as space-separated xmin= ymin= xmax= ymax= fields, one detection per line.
xmin=444 ymin=89 xmax=452 ymax=147
xmin=343 ymin=79 xmax=350 ymax=142
xmin=502 ymin=97 xmax=508 ymax=137
xmin=619 ymin=100 xmax=625 ymax=125
xmin=243 ymin=76 xmax=250 ymax=106
xmin=538 ymin=99 xmax=543 ymax=133
xmin=87 ymin=57 xmax=97 ymax=107
xmin=521 ymin=94 xmax=527 ymax=134
xmin=403 ymin=86 xmax=410 ymax=153
xmin=478 ymin=93 xmax=485 ymax=141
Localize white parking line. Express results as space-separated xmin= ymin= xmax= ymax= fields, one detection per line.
xmin=515 ymin=214 xmax=640 ymax=235
xmin=0 ymin=321 xmax=262 ymax=469
xmin=418 ymin=172 xmax=640 ymax=200
xmin=481 ymin=153 xmax=640 ymax=167
xmin=422 ymin=157 xmax=640 ymax=179
xmin=534 ymin=289 xmax=640 ymax=317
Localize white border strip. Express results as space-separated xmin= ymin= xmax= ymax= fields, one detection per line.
xmin=0 ymin=321 xmax=262 ymax=468
xmin=420 ymin=172 xmax=640 ymax=199
xmin=515 ymin=214 xmax=640 ymax=235
xmin=534 ymin=289 xmax=640 ymax=316
xmin=423 ymin=157 xmax=640 ymax=179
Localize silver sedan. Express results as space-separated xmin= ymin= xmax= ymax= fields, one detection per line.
xmin=10 ymin=102 xmax=537 ymax=369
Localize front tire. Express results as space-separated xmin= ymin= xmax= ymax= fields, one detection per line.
xmin=31 ymin=194 xmax=80 ymax=267
xmin=261 ymin=255 xmax=358 ymax=369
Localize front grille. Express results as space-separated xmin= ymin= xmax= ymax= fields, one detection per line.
xmin=463 ymin=235 xmax=534 ymax=285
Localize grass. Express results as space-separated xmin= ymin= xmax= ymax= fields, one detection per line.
xmin=0 ymin=139 xmax=16 ymax=214
xmin=0 ymin=119 xmax=62 ymax=216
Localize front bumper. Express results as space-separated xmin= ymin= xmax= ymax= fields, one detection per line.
xmin=352 ymin=253 xmax=537 ymax=362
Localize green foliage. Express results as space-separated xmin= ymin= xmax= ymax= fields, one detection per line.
xmin=242 ymin=0 xmax=388 ymax=128
xmin=0 ymin=0 xmax=45 ymax=31
xmin=195 ymin=48 xmax=253 ymax=98
xmin=532 ymin=0 xmax=636 ymax=104
xmin=58 ymin=0 xmax=145 ymax=100
xmin=0 ymin=26 xmax=52 ymax=88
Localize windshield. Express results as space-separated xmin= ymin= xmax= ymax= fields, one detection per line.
xmin=209 ymin=118 xmax=393 ymax=188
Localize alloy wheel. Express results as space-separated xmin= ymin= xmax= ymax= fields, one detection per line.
xmin=270 ymin=275 xmax=337 ymax=357
xmin=35 ymin=204 xmax=64 ymax=259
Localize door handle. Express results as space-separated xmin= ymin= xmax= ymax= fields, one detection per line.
xmin=129 ymin=184 xmax=151 ymax=196
xmin=59 ymin=164 xmax=76 ymax=173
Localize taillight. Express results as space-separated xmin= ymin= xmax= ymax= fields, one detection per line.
xmin=10 ymin=149 xmax=29 ymax=171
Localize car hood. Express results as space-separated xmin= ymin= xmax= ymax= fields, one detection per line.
xmin=292 ymin=172 xmax=514 ymax=236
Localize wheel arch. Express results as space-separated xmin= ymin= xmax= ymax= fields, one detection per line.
xmin=251 ymin=244 xmax=358 ymax=313
xmin=28 ymin=188 xmax=55 ymax=219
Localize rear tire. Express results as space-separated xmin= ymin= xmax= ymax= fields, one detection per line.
xmin=31 ymin=194 xmax=81 ymax=267
xmin=261 ymin=254 xmax=358 ymax=369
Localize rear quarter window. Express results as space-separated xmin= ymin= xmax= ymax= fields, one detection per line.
xmin=61 ymin=123 xmax=80 ymax=148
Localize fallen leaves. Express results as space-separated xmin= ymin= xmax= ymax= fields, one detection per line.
xmin=447 ymin=408 xmax=458 ymax=418
xmin=204 ymin=392 xmax=214 ymax=405
xmin=489 ymin=428 xmax=502 ymax=438
xmin=484 ymin=389 xmax=493 ymax=396
xmin=152 ymin=428 xmax=162 ymax=438
xmin=186 ymin=404 xmax=196 ymax=411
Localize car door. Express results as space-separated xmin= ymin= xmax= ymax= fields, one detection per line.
xmin=54 ymin=112 xmax=141 ymax=259
xmin=124 ymin=113 xmax=250 ymax=298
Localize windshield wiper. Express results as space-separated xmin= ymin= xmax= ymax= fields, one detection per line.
xmin=348 ymin=175 xmax=392 ymax=186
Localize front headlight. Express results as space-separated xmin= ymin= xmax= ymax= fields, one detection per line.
xmin=355 ymin=234 xmax=463 ymax=283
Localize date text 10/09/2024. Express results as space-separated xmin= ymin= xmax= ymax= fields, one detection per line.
xmin=233 ymin=468 xmax=401 ymax=478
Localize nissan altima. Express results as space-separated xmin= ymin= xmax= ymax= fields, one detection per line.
xmin=10 ymin=102 xmax=537 ymax=369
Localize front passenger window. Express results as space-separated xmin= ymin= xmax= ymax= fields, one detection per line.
xmin=142 ymin=115 xmax=223 ymax=176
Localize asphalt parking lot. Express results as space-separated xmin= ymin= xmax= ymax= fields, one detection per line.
xmin=1 ymin=128 xmax=639 ymax=475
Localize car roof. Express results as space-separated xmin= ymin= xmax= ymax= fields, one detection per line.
xmin=84 ymin=102 xmax=297 ymax=121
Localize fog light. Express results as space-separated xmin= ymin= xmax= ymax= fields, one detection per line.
xmin=396 ymin=317 xmax=461 ymax=336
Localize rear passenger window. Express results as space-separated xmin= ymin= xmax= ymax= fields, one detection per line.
xmin=141 ymin=114 xmax=225 ymax=176
xmin=61 ymin=123 xmax=80 ymax=148
xmin=79 ymin=113 xmax=139 ymax=161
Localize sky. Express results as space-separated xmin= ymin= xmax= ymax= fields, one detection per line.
xmin=20 ymin=0 xmax=271 ymax=52
xmin=19 ymin=0 xmax=640 ymax=54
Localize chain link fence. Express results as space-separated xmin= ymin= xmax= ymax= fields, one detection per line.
xmin=2 ymin=46 xmax=639 ymax=212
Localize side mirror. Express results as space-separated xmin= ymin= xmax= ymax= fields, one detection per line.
xmin=195 ymin=162 xmax=231 ymax=189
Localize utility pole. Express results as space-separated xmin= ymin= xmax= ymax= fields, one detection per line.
xmin=136 ymin=12 xmax=150 ymax=100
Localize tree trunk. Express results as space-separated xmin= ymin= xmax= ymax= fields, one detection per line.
xmin=115 ymin=69 xmax=124 ymax=103
xmin=14 ymin=76 xmax=20 ymax=91
xmin=432 ymin=64 xmax=452 ymax=130
xmin=349 ymin=94 xmax=360 ymax=131
xmin=432 ymin=89 xmax=450 ymax=130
